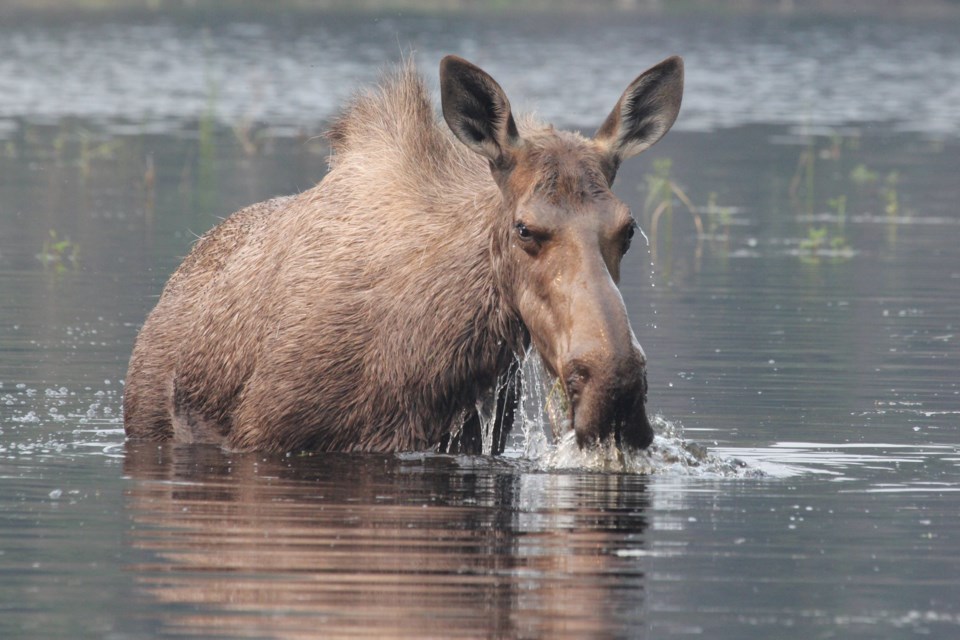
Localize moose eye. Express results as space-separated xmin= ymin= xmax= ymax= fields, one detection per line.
xmin=622 ymin=221 xmax=638 ymax=254
xmin=515 ymin=222 xmax=533 ymax=240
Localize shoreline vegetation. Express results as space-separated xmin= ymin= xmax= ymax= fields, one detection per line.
xmin=2 ymin=0 xmax=960 ymax=20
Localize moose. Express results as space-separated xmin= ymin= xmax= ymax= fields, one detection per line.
xmin=123 ymin=55 xmax=684 ymax=454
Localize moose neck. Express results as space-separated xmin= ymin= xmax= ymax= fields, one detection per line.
xmin=433 ymin=193 xmax=528 ymax=450
xmin=376 ymin=188 xmax=527 ymax=451
xmin=463 ymin=192 xmax=528 ymax=380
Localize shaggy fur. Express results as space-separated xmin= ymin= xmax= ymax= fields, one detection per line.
xmin=125 ymin=64 xmax=525 ymax=452
xmin=124 ymin=55 xmax=683 ymax=453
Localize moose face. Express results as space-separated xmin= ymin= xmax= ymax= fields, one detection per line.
xmin=441 ymin=54 xmax=684 ymax=449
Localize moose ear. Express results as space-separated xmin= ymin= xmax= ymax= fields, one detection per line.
xmin=595 ymin=56 xmax=684 ymax=180
xmin=440 ymin=55 xmax=520 ymax=171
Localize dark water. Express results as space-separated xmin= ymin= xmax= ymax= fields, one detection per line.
xmin=2 ymin=10 xmax=960 ymax=639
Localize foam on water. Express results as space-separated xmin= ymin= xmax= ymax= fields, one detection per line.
xmin=494 ymin=350 xmax=764 ymax=477
xmin=5 ymin=375 xmax=956 ymax=484
xmin=539 ymin=416 xmax=760 ymax=477
xmin=4 ymin=371 xmax=760 ymax=477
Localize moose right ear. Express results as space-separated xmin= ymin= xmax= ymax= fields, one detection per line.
xmin=440 ymin=55 xmax=520 ymax=171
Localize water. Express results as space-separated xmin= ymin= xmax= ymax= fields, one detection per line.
xmin=2 ymin=8 xmax=960 ymax=639
xmin=3 ymin=13 xmax=960 ymax=136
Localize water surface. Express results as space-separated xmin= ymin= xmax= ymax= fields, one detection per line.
xmin=2 ymin=9 xmax=960 ymax=639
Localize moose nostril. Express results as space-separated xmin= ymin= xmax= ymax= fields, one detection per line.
xmin=561 ymin=352 xmax=652 ymax=450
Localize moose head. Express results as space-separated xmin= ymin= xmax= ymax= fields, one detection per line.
xmin=440 ymin=55 xmax=684 ymax=449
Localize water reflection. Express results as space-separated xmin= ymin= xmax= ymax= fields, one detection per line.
xmin=123 ymin=443 xmax=651 ymax=638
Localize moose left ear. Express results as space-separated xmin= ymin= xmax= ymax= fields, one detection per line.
xmin=595 ymin=56 xmax=684 ymax=181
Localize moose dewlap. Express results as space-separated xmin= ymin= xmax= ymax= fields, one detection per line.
xmin=123 ymin=55 xmax=684 ymax=454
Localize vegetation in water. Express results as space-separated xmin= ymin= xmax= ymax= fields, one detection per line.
xmin=790 ymin=135 xmax=911 ymax=263
xmin=705 ymin=191 xmax=733 ymax=237
xmin=635 ymin=130 xmax=912 ymax=271
xmin=797 ymin=193 xmax=851 ymax=264
xmin=36 ymin=229 xmax=80 ymax=272
xmin=640 ymin=157 xmax=703 ymax=265
xmin=850 ymin=162 xmax=903 ymax=245
xmin=849 ymin=162 xmax=879 ymax=186
xmin=882 ymin=171 xmax=900 ymax=218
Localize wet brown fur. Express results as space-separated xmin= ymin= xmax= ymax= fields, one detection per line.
xmin=124 ymin=56 xmax=683 ymax=453
xmin=125 ymin=63 xmax=535 ymax=452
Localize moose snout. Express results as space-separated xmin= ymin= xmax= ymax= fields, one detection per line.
xmin=562 ymin=348 xmax=654 ymax=451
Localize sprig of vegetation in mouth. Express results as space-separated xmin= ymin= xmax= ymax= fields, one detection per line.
xmin=544 ymin=376 xmax=570 ymax=441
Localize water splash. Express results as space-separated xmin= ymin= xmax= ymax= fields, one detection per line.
xmin=473 ymin=363 xmax=521 ymax=456
xmin=514 ymin=349 xmax=562 ymax=459
xmin=505 ymin=349 xmax=761 ymax=477
xmin=0 ymin=384 xmax=125 ymax=458
xmin=5 ymin=365 xmax=757 ymax=476
xmin=538 ymin=416 xmax=760 ymax=477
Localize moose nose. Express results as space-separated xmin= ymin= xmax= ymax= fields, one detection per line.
xmin=562 ymin=347 xmax=653 ymax=450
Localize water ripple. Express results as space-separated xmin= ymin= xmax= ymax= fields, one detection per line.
xmin=2 ymin=15 xmax=960 ymax=136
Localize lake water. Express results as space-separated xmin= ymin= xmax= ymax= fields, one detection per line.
xmin=2 ymin=9 xmax=960 ymax=639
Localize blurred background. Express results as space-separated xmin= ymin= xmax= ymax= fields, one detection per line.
xmin=3 ymin=0 xmax=960 ymax=16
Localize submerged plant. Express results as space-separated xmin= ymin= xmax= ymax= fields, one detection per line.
xmin=788 ymin=135 xmax=864 ymax=264
xmin=789 ymin=139 xmax=816 ymax=216
xmin=827 ymin=194 xmax=847 ymax=226
xmin=850 ymin=163 xmax=901 ymax=216
xmin=850 ymin=163 xmax=879 ymax=186
xmin=883 ymin=171 xmax=900 ymax=217
xmin=882 ymin=171 xmax=902 ymax=246
xmin=798 ymin=225 xmax=845 ymax=260
xmin=36 ymin=229 xmax=80 ymax=272
xmin=849 ymin=162 xmax=903 ymax=245
xmin=641 ymin=157 xmax=703 ymax=264
xmin=706 ymin=191 xmax=733 ymax=234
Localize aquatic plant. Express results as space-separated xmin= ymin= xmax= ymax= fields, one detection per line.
xmin=850 ymin=162 xmax=903 ymax=245
xmin=48 ymin=124 xmax=125 ymax=182
xmin=828 ymin=194 xmax=847 ymax=226
xmin=850 ymin=163 xmax=900 ymax=214
xmin=36 ymin=229 xmax=79 ymax=272
xmin=883 ymin=171 xmax=900 ymax=217
xmin=797 ymin=190 xmax=851 ymax=263
xmin=788 ymin=139 xmax=816 ymax=216
xmin=850 ymin=163 xmax=879 ymax=186
xmin=797 ymin=225 xmax=850 ymax=264
xmin=77 ymin=130 xmax=121 ymax=179
xmin=788 ymin=135 xmax=863 ymax=264
xmin=705 ymin=191 xmax=733 ymax=237
xmin=641 ymin=157 xmax=703 ymax=263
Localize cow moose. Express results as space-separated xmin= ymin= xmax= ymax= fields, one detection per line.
xmin=123 ymin=55 xmax=684 ymax=454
